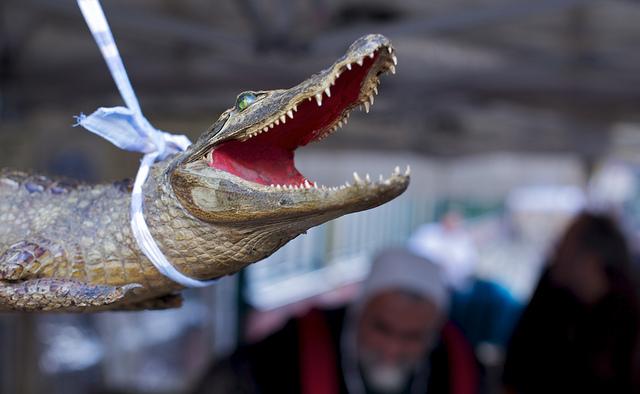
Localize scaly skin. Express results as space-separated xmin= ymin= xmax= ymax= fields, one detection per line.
xmin=0 ymin=34 xmax=408 ymax=311
xmin=0 ymin=165 xmax=309 ymax=310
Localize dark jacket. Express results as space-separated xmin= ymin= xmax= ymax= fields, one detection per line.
xmin=194 ymin=307 xmax=478 ymax=394
xmin=503 ymin=270 xmax=640 ymax=394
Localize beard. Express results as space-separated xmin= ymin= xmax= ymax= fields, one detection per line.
xmin=358 ymin=348 xmax=415 ymax=393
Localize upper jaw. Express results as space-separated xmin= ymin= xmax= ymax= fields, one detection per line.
xmin=239 ymin=35 xmax=397 ymax=142
xmin=196 ymin=34 xmax=398 ymax=152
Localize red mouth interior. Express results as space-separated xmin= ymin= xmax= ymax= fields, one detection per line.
xmin=208 ymin=52 xmax=379 ymax=186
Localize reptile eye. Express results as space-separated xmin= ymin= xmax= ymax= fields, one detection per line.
xmin=236 ymin=92 xmax=257 ymax=112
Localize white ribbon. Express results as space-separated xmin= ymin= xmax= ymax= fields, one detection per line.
xmin=76 ymin=0 xmax=216 ymax=287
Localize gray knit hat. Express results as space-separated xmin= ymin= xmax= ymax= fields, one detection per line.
xmin=360 ymin=247 xmax=450 ymax=313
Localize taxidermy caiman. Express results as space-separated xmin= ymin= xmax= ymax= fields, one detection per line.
xmin=0 ymin=34 xmax=408 ymax=311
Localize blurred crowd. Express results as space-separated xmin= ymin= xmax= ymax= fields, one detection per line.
xmin=194 ymin=210 xmax=640 ymax=394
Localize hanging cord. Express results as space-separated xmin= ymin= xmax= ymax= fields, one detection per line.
xmin=75 ymin=0 xmax=215 ymax=288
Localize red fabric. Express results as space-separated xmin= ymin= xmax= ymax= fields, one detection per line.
xmin=298 ymin=309 xmax=340 ymax=394
xmin=441 ymin=322 xmax=479 ymax=394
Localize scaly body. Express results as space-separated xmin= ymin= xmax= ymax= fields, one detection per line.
xmin=0 ymin=34 xmax=408 ymax=311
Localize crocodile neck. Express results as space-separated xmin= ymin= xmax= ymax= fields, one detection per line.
xmin=143 ymin=160 xmax=304 ymax=285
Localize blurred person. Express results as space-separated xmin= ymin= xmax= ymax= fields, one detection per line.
xmin=409 ymin=209 xmax=477 ymax=291
xmin=193 ymin=248 xmax=479 ymax=394
xmin=409 ymin=210 xmax=522 ymax=351
xmin=502 ymin=211 xmax=640 ymax=394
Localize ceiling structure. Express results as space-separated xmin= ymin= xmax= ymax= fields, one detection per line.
xmin=1 ymin=0 xmax=639 ymax=164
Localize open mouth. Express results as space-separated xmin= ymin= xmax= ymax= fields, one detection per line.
xmin=206 ymin=42 xmax=401 ymax=190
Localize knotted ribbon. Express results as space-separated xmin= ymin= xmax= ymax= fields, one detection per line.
xmin=75 ymin=0 xmax=215 ymax=287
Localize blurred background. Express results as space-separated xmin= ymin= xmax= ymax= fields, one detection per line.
xmin=1 ymin=0 xmax=640 ymax=393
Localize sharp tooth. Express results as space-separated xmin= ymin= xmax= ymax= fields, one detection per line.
xmin=357 ymin=58 xmax=364 ymax=66
xmin=263 ymin=126 xmax=269 ymax=132
xmin=304 ymin=180 xmax=311 ymax=188
xmin=369 ymin=95 xmax=374 ymax=105
xmin=336 ymin=71 xmax=341 ymax=78
xmin=280 ymin=115 xmax=286 ymax=123
xmin=338 ymin=120 xmax=343 ymax=128
xmin=330 ymin=79 xmax=336 ymax=86
xmin=287 ymin=110 xmax=294 ymax=119
xmin=343 ymin=117 xmax=348 ymax=125
xmin=293 ymin=104 xmax=298 ymax=112
xmin=322 ymin=185 xmax=327 ymax=190
xmin=353 ymin=172 xmax=363 ymax=183
xmin=394 ymin=166 xmax=400 ymax=175
xmin=276 ymin=185 xmax=282 ymax=190
xmin=387 ymin=47 xmax=392 ymax=54
xmin=345 ymin=181 xmax=351 ymax=187
xmin=315 ymin=94 xmax=323 ymax=106
xmin=365 ymin=173 xmax=371 ymax=183
xmin=314 ymin=182 xmax=318 ymax=188
xmin=269 ymin=123 xmax=274 ymax=129
xmin=392 ymin=54 xmax=398 ymax=65
xmin=308 ymin=97 xmax=312 ymax=102
xmin=373 ymin=86 xmax=378 ymax=95
xmin=270 ymin=184 xmax=275 ymax=187
xmin=340 ymin=185 xmax=345 ymax=190
xmin=390 ymin=65 xmax=396 ymax=74
xmin=364 ymin=101 xmax=370 ymax=113
xmin=346 ymin=63 xmax=352 ymax=70
xmin=325 ymin=87 xmax=331 ymax=97
xmin=405 ymin=165 xmax=411 ymax=175
xmin=369 ymin=53 xmax=374 ymax=59
xmin=275 ymin=119 xmax=280 ymax=125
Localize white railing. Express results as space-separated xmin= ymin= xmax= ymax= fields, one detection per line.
xmin=245 ymin=195 xmax=436 ymax=310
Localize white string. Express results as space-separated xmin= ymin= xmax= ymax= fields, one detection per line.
xmin=78 ymin=0 xmax=141 ymax=115
xmin=77 ymin=0 xmax=216 ymax=288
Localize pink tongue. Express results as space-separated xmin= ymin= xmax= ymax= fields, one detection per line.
xmin=210 ymin=142 xmax=306 ymax=186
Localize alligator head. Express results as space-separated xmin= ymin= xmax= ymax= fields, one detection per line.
xmin=168 ymin=34 xmax=408 ymax=234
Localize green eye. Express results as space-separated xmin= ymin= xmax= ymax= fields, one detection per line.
xmin=236 ymin=92 xmax=257 ymax=111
